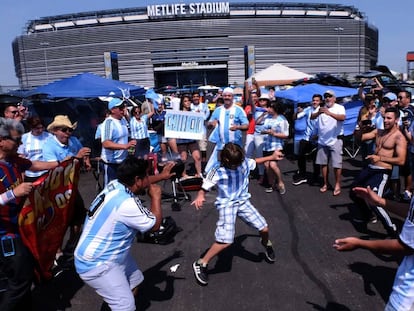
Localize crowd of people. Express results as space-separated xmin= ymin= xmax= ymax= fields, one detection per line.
xmin=1 ymin=78 xmax=414 ymax=310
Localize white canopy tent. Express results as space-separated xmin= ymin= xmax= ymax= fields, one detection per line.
xmin=246 ymin=63 xmax=313 ymax=87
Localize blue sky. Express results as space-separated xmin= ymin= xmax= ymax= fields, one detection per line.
xmin=1 ymin=0 xmax=413 ymax=87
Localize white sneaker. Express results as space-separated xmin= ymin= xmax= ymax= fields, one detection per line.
xmin=403 ymin=190 xmax=412 ymax=201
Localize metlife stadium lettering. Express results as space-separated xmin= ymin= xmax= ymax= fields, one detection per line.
xmin=147 ymin=2 xmax=230 ymax=18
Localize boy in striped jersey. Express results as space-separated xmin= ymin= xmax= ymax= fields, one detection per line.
xmin=191 ymin=143 xmax=283 ymax=285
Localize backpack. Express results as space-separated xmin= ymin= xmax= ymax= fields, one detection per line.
xmin=136 ymin=216 xmax=182 ymax=245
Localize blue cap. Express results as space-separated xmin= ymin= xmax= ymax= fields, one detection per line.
xmin=384 ymin=92 xmax=397 ymax=101
xmin=108 ymin=98 xmax=123 ymax=109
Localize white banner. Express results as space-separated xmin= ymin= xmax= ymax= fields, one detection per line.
xmin=164 ymin=110 xmax=204 ymax=140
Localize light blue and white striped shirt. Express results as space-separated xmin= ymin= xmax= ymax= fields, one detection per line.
xmin=210 ymin=104 xmax=248 ymax=150
xmin=74 ymin=180 xmax=155 ymax=274
xmin=203 ymin=158 xmax=255 ymax=205
xmin=101 ymin=116 xmax=129 ymax=164
xmin=18 ymin=131 xmax=52 ymax=177
xmin=263 ymin=115 xmax=289 ymax=151
xmin=130 ymin=115 xmax=149 ymax=140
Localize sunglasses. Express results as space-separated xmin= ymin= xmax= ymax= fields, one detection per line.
xmin=398 ymin=96 xmax=404 ymax=100
xmin=324 ymin=94 xmax=333 ymax=99
xmin=58 ymin=127 xmax=74 ymax=133
xmin=9 ymin=110 xmax=19 ymax=114
xmin=3 ymin=136 xmax=22 ymax=144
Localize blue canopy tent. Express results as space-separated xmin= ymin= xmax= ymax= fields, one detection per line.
xmin=27 ymin=72 xmax=145 ymax=98
xmin=276 ymin=83 xmax=358 ymax=104
xmin=25 ymin=73 xmax=146 ymax=158
xmin=276 ymin=83 xmax=363 ymax=158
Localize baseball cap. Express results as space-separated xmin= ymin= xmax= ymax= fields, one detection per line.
xmin=222 ymin=87 xmax=234 ymax=95
xmin=108 ymin=98 xmax=124 ymax=109
xmin=324 ymin=90 xmax=336 ymax=97
xmin=383 ymin=92 xmax=397 ymax=101
xmin=259 ymin=94 xmax=270 ymax=101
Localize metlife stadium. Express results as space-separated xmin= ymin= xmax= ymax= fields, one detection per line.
xmin=13 ymin=2 xmax=378 ymax=89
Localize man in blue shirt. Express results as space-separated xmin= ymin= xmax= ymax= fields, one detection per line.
xmin=292 ymin=94 xmax=322 ymax=186
xmin=43 ymin=115 xmax=91 ymax=256
xmin=101 ymin=98 xmax=136 ymax=186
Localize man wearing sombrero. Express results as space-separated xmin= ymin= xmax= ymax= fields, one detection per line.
xmin=42 ymin=115 xmax=91 ymax=260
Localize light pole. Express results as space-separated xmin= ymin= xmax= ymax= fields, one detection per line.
xmin=39 ymin=42 xmax=50 ymax=82
xmin=334 ymin=27 xmax=344 ymax=77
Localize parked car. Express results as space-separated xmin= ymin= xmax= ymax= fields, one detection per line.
xmin=355 ymin=65 xmax=405 ymax=95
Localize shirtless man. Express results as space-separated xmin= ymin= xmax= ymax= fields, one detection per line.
xmin=351 ymin=107 xmax=407 ymax=236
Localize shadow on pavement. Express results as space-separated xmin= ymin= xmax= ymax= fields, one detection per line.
xmin=348 ymin=262 xmax=395 ymax=302
xmin=135 ymin=250 xmax=185 ymax=311
xmin=32 ymin=268 xmax=84 ymax=311
xmin=208 ymin=234 xmax=265 ymax=276
xmin=306 ymin=301 xmax=351 ymax=310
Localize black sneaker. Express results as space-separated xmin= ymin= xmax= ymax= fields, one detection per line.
xmin=261 ymin=240 xmax=275 ymax=262
xmin=292 ymin=175 xmax=307 ymax=186
xmin=193 ymin=260 xmax=208 ymax=285
xmin=51 ymin=260 xmax=65 ymax=278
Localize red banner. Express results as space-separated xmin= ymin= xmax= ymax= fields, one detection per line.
xmin=18 ymin=158 xmax=81 ymax=281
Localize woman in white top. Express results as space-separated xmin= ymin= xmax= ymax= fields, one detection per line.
xmin=18 ymin=116 xmax=52 ymax=181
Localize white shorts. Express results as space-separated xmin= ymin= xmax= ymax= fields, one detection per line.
xmin=215 ymin=199 xmax=267 ymax=244
xmin=78 ymin=254 xmax=144 ymax=311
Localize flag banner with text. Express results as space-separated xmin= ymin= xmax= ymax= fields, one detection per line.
xmin=18 ymin=158 xmax=81 ymax=281
xmin=164 ymin=110 xmax=204 ymax=140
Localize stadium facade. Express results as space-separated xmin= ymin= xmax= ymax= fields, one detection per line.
xmin=12 ymin=2 xmax=378 ymax=90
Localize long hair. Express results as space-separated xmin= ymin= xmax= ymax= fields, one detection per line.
xmin=179 ymin=95 xmax=192 ymax=111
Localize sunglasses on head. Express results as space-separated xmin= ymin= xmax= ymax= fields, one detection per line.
xmin=58 ymin=127 xmax=74 ymax=133
xmin=3 ymin=136 xmax=22 ymax=144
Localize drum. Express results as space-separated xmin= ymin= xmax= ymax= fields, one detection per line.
xmin=177 ymin=177 xmax=203 ymax=192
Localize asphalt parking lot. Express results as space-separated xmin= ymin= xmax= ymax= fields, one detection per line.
xmin=32 ymin=151 xmax=404 ymax=311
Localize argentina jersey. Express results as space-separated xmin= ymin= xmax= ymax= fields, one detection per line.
xmin=101 ymin=117 xmax=129 ymax=163
xmin=263 ymin=115 xmax=289 ymax=151
xmin=74 ymin=180 xmax=155 ymax=274
xmin=19 ymin=131 xmax=52 ymax=177
xmin=211 ymin=105 xmax=248 ymax=150
xmin=204 ymin=158 xmax=255 ymax=205
xmin=130 ymin=114 xmax=149 ymax=140
xmin=254 ymin=107 xmax=268 ymax=134
xmin=388 ymin=200 xmax=414 ymax=310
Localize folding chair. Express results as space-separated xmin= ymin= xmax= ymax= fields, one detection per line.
xmin=342 ymin=135 xmax=361 ymax=159
xmin=90 ymin=157 xmax=104 ymax=194
xmin=158 ymin=156 xmax=192 ymax=211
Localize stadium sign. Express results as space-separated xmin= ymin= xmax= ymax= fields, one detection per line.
xmin=147 ymin=2 xmax=230 ymax=18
